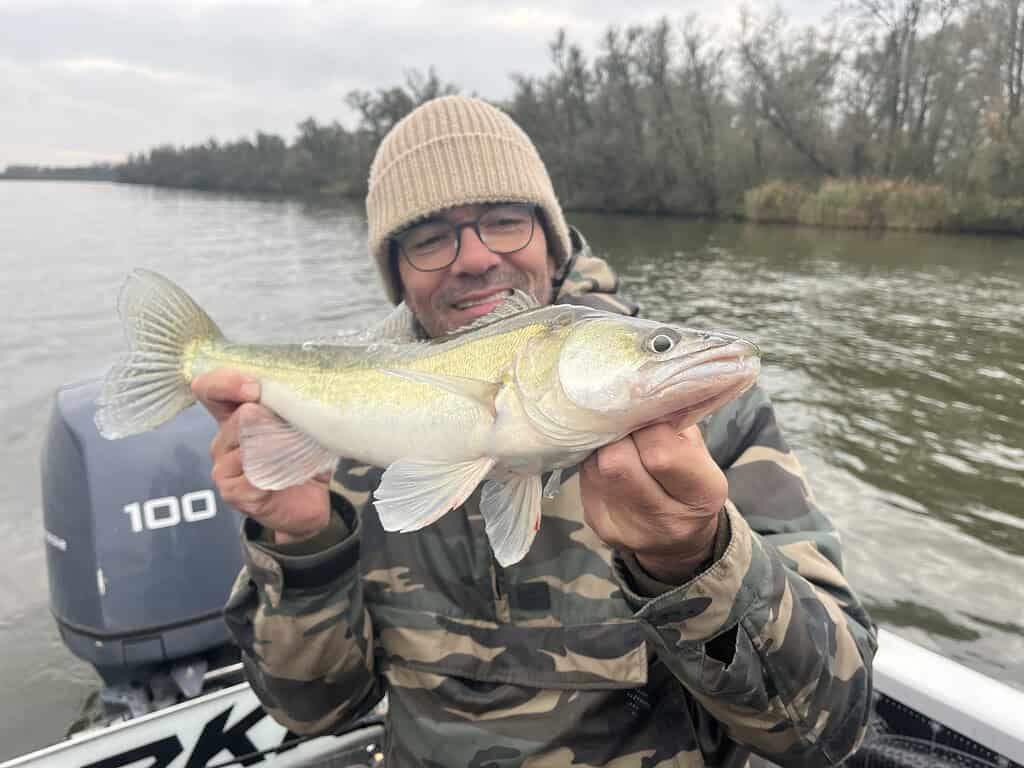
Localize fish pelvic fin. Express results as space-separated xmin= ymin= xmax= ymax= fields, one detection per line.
xmin=374 ymin=456 xmax=496 ymax=533
xmin=95 ymin=269 xmax=223 ymax=439
xmin=239 ymin=406 xmax=338 ymax=490
xmin=480 ymin=475 xmax=543 ymax=567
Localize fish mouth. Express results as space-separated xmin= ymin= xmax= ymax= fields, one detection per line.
xmin=643 ymin=339 xmax=761 ymax=408
xmin=637 ymin=374 xmax=758 ymax=431
xmin=634 ymin=342 xmax=761 ymax=432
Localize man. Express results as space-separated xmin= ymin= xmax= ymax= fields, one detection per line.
xmin=196 ymin=96 xmax=876 ymax=767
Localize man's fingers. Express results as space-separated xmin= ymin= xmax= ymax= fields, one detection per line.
xmin=192 ymin=370 xmax=261 ymax=424
xmin=209 ymin=401 xmax=278 ymax=462
xmin=579 ymin=457 xmax=623 ymax=547
xmin=211 ymin=448 xmax=244 ymax=484
xmin=580 ymin=441 xmax=671 ymax=551
xmin=583 ymin=436 xmax=671 ymax=512
xmin=632 ymin=424 xmax=701 ymax=497
xmin=209 ymin=409 xmax=241 ymax=460
xmin=220 ymin=473 xmax=272 ymax=512
xmin=633 ymin=424 xmax=726 ymax=514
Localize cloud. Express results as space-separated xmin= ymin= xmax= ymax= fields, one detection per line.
xmin=48 ymin=56 xmax=195 ymax=83
xmin=0 ymin=0 xmax=830 ymax=167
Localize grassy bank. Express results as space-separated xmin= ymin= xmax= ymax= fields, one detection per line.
xmin=745 ymin=180 xmax=1024 ymax=236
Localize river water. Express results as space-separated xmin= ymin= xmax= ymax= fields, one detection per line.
xmin=1 ymin=181 xmax=1021 ymax=759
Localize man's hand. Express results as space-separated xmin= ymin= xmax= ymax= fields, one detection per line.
xmin=192 ymin=370 xmax=331 ymax=545
xmin=580 ymin=423 xmax=727 ymax=584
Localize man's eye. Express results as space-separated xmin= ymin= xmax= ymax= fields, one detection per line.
xmin=484 ymin=218 xmax=526 ymax=232
xmin=411 ymin=233 xmax=448 ymax=251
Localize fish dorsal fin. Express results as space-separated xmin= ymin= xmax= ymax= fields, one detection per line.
xmin=239 ymin=406 xmax=338 ymax=490
xmin=374 ymin=456 xmax=496 ymax=533
xmin=320 ymin=302 xmax=422 ymax=348
xmin=355 ymin=302 xmax=422 ymax=343
xmin=449 ymin=290 xmax=540 ymax=335
xmin=480 ymin=475 xmax=543 ymax=567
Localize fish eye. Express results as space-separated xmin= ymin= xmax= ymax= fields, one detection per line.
xmin=647 ymin=330 xmax=679 ymax=354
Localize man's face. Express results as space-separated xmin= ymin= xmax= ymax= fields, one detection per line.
xmin=396 ymin=203 xmax=556 ymax=338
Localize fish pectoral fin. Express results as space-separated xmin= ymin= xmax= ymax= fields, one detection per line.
xmin=375 ymin=456 xmax=496 ymax=533
xmin=239 ymin=407 xmax=338 ymax=490
xmin=542 ymin=468 xmax=564 ymax=500
xmin=380 ymin=368 xmax=499 ymax=417
xmin=480 ymin=475 xmax=543 ymax=567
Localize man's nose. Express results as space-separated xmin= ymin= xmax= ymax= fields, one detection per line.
xmin=450 ymin=225 xmax=502 ymax=275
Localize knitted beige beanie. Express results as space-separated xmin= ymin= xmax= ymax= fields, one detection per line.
xmin=366 ymin=95 xmax=572 ymax=304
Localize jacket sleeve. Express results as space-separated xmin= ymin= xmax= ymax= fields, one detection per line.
xmin=612 ymin=384 xmax=878 ymax=767
xmin=223 ymin=491 xmax=385 ymax=735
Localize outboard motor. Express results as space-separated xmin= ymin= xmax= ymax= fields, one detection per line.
xmin=41 ymin=376 xmax=245 ymax=720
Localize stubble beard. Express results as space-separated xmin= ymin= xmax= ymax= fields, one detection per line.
xmin=424 ymin=266 xmax=553 ymax=337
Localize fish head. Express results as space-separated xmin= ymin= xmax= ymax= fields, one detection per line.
xmin=555 ymin=314 xmax=762 ymax=431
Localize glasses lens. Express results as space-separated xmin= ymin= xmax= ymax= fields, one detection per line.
xmin=398 ymin=220 xmax=457 ymax=271
xmin=479 ymin=205 xmax=534 ymax=254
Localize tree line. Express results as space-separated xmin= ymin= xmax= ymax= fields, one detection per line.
xmin=503 ymin=0 xmax=1024 ymax=221
xmin=9 ymin=2 xmax=1024 ymax=231
xmin=0 ymin=164 xmax=115 ymax=181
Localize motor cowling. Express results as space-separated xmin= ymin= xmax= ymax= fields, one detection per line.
xmin=42 ymin=377 xmax=245 ymax=687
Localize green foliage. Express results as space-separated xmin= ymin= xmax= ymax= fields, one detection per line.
xmin=951 ymin=194 xmax=1024 ymax=234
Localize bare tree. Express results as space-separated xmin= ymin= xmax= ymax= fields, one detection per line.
xmin=587 ymin=25 xmax=648 ymax=208
xmin=680 ymin=18 xmax=727 ymax=212
xmin=404 ymin=67 xmax=460 ymax=106
xmin=849 ymin=1 xmax=963 ymax=173
xmin=1004 ymin=0 xmax=1024 ymax=130
xmin=738 ymin=10 xmax=842 ymax=177
xmin=640 ymin=18 xmax=689 ymax=210
xmin=547 ymin=30 xmax=593 ymax=204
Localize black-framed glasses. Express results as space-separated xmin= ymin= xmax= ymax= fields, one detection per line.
xmin=394 ymin=203 xmax=537 ymax=272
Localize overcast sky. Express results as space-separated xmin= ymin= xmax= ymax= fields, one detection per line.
xmin=1 ymin=0 xmax=825 ymax=168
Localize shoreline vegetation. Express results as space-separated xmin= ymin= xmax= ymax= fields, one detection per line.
xmin=5 ymin=2 xmax=1024 ymax=236
xmin=744 ymin=180 xmax=1024 ymax=236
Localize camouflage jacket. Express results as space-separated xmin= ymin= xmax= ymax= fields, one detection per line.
xmin=224 ymin=230 xmax=877 ymax=767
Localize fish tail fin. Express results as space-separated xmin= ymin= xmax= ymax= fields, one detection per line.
xmin=95 ymin=269 xmax=224 ymax=439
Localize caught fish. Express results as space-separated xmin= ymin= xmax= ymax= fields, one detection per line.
xmin=96 ymin=269 xmax=761 ymax=566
